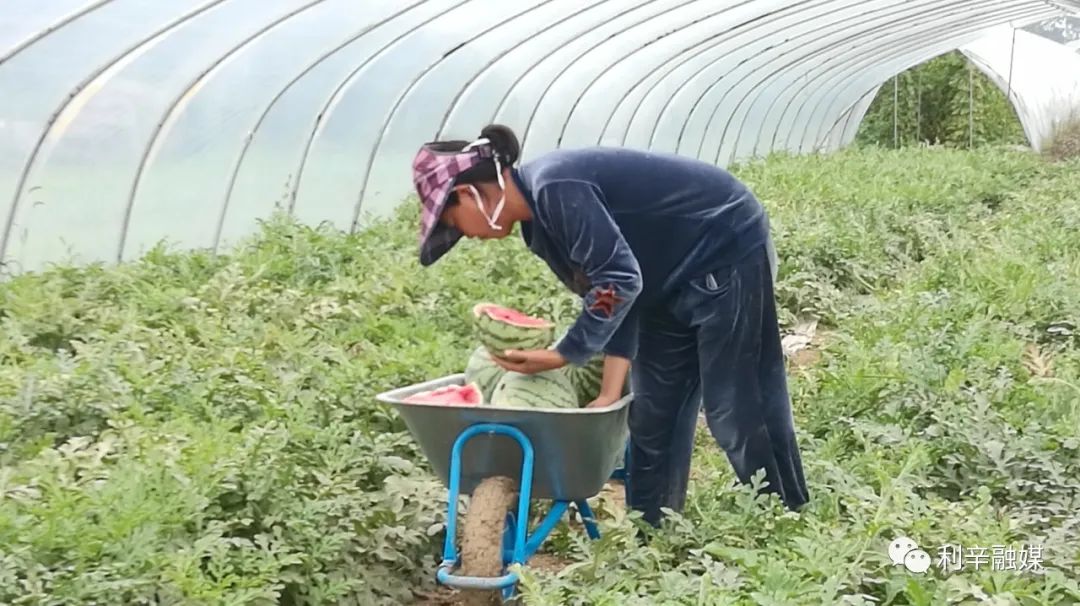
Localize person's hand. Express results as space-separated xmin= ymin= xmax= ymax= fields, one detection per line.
xmin=585 ymin=392 xmax=622 ymax=409
xmin=492 ymin=348 xmax=567 ymax=374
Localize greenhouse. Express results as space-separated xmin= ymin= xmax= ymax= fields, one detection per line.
xmin=961 ymin=17 xmax=1080 ymax=152
xmin=1 ymin=3 xmax=1079 ymax=605
xmin=3 ymin=1 xmax=1080 ymax=272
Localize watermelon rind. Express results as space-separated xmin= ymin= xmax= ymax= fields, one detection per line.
xmin=472 ymin=302 xmax=556 ymax=356
xmin=553 ymin=329 xmax=631 ymax=406
xmin=567 ymin=354 xmax=605 ymax=405
xmin=489 ymin=369 xmax=577 ymax=410
xmin=464 ymin=345 xmax=506 ymax=402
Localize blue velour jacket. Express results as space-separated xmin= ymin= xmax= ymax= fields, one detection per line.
xmin=513 ymin=147 xmax=770 ymax=367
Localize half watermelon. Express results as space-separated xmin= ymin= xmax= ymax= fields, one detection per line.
xmin=472 ymin=302 xmax=556 ymax=355
xmin=402 ymin=382 xmax=484 ymax=406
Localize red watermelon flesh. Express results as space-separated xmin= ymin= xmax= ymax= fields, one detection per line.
xmin=403 ymin=383 xmax=484 ymax=406
xmin=474 ymin=303 xmax=553 ymax=328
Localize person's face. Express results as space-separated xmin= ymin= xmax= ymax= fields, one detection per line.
xmin=440 ymin=182 xmax=510 ymax=239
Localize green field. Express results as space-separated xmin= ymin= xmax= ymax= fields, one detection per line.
xmin=1 ymin=146 xmax=1078 ymax=605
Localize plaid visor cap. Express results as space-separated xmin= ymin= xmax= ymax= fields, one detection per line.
xmin=412 ymin=140 xmax=495 ymax=266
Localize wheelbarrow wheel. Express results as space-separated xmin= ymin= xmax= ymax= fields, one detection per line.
xmin=459 ymin=475 xmax=518 ymax=606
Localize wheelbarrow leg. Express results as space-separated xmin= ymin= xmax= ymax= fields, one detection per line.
xmin=574 ymin=500 xmax=601 ymax=540
xmin=607 ymin=438 xmax=633 ymax=514
xmin=608 ymin=438 xmax=630 ymax=482
xmin=504 ymin=501 xmax=572 ymax=565
xmin=623 ymin=438 xmax=631 ymax=507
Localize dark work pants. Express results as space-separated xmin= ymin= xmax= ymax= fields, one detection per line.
xmin=625 ymin=244 xmax=809 ymax=526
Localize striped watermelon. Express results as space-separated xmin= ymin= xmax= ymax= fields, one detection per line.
xmin=464 ymin=345 xmax=506 ymax=402
xmin=567 ymin=355 xmax=632 ymax=406
xmin=553 ymin=330 xmax=631 ymax=406
xmin=489 ymin=369 xmax=577 ymax=410
xmin=472 ymin=303 xmax=555 ymax=356
xmin=567 ymin=355 xmax=605 ymax=405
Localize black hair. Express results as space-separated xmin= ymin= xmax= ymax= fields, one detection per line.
xmin=435 ymin=124 xmax=520 ymax=206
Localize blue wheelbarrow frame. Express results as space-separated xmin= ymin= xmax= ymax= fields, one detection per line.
xmin=376 ymin=373 xmax=632 ymax=600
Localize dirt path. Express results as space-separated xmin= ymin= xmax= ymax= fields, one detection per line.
xmin=782 ymin=319 xmax=828 ymax=369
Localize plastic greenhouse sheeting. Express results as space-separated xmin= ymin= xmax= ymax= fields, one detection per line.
xmin=0 ymin=1 xmax=1068 ymax=274
xmin=1023 ymin=13 xmax=1080 ymax=47
xmin=960 ymin=22 xmax=1080 ymax=153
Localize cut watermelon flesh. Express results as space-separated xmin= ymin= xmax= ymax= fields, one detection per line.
xmin=474 ymin=303 xmax=553 ymax=328
xmin=402 ymin=383 xmax=483 ymax=406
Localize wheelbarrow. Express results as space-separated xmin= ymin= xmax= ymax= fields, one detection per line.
xmin=376 ymin=373 xmax=631 ymax=603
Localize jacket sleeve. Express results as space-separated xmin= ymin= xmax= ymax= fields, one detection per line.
xmin=533 ymin=179 xmax=643 ymax=366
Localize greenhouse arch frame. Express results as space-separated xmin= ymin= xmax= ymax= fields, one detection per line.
xmin=1 ymin=1 xmax=1076 ymax=273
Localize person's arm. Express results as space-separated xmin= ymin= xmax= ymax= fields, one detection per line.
xmin=602 ymin=303 xmax=640 ymax=360
xmin=601 ymin=354 xmax=631 ymax=395
xmin=534 ymin=180 xmax=643 ymax=367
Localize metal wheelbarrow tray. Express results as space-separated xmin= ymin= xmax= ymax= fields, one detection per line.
xmin=376 ymin=373 xmax=632 ymax=600
xmin=376 ymin=373 xmax=631 ymax=501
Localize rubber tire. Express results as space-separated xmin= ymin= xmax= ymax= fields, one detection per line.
xmin=459 ymin=475 xmax=518 ymax=606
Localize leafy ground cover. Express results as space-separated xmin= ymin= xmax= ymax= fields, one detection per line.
xmin=1 ymin=146 xmax=1078 ymax=605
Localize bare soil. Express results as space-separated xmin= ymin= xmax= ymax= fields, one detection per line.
xmin=789 ymin=347 xmax=823 ymax=367
xmin=785 ymin=325 xmax=830 ymax=369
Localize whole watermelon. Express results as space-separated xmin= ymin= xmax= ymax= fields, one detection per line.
xmin=567 ymin=354 xmax=604 ymax=405
xmin=568 ymin=355 xmax=632 ymax=405
xmin=554 ymin=330 xmax=631 ymax=406
xmin=489 ymin=369 xmax=578 ymax=410
xmin=464 ymin=345 xmax=505 ymax=402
